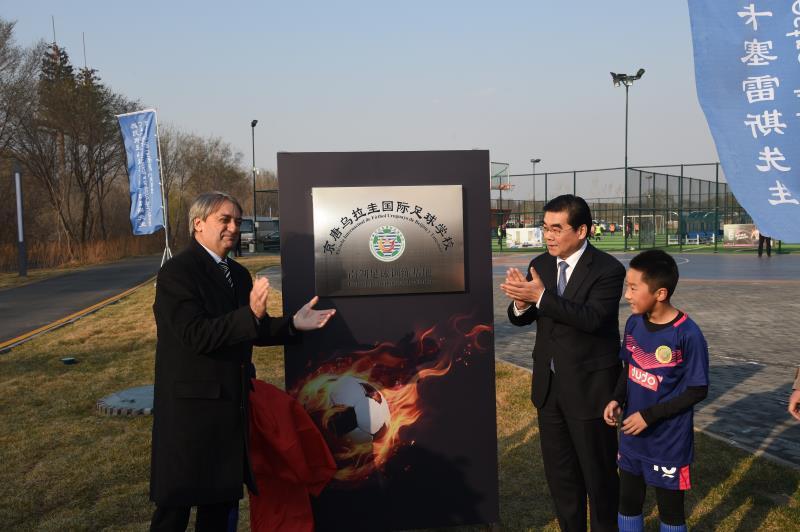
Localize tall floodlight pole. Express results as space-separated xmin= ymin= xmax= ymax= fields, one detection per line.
xmin=530 ymin=158 xmax=541 ymax=225
xmin=611 ymin=68 xmax=645 ymax=251
xmin=251 ymin=119 xmax=258 ymax=251
xmin=625 ymin=83 xmax=630 ymax=249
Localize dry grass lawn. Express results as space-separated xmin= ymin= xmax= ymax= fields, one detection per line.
xmin=1 ymin=254 xmax=798 ymax=530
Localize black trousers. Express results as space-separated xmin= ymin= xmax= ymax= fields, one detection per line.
xmin=758 ymin=235 xmax=772 ymax=257
xmin=150 ymin=501 xmax=238 ymax=532
xmin=537 ymin=372 xmax=619 ymax=532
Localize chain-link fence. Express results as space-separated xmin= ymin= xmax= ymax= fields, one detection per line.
xmin=490 ymin=163 xmax=751 ymax=251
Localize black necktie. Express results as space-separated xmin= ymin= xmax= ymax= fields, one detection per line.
xmin=218 ymin=259 xmax=233 ymax=289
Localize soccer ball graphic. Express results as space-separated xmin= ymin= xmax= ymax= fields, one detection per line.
xmin=327 ymin=376 xmax=391 ymax=444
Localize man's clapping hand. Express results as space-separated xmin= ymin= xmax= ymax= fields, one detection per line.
xmin=500 ymin=266 xmax=545 ymax=308
xmin=249 ymin=277 xmax=270 ymax=319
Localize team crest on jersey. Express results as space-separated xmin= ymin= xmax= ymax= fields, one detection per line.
xmin=626 ymin=335 xmax=683 ymax=369
xmin=655 ymin=345 xmax=673 ymax=364
xmin=370 ymin=225 xmax=405 ymax=262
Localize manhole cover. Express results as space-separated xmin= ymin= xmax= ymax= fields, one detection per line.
xmin=97 ymin=385 xmax=153 ymax=416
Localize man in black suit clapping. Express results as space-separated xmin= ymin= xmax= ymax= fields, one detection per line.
xmin=501 ymin=195 xmax=625 ymax=531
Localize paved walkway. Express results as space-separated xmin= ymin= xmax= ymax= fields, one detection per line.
xmin=261 ymin=252 xmax=800 ymax=467
xmin=0 ymin=255 xmax=162 ymax=348
xmin=494 ymin=252 xmax=800 ymax=468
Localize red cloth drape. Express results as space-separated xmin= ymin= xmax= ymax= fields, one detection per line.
xmin=248 ymin=379 xmax=337 ymax=532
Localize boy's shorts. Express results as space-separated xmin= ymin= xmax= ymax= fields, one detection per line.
xmin=618 ymin=453 xmax=692 ymax=490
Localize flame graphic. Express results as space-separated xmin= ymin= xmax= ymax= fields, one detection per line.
xmin=290 ymin=314 xmax=492 ymax=485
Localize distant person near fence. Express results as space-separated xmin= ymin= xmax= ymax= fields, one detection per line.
xmin=758 ymin=232 xmax=772 ymax=258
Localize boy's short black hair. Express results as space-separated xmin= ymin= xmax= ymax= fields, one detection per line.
xmin=543 ymin=194 xmax=592 ymax=234
xmin=629 ymin=249 xmax=679 ymax=298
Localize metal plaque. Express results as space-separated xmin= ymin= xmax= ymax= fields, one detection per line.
xmin=313 ymin=185 xmax=465 ymax=296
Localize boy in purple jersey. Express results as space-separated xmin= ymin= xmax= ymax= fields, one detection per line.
xmin=603 ymin=250 xmax=709 ymax=532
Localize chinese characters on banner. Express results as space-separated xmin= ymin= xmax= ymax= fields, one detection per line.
xmin=117 ymin=109 xmax=165 ymax=235
xmin=689 ymin=1 xmax=800 ymax=241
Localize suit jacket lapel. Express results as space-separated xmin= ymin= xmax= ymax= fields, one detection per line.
xmin=563 ymin=242 xmax=595 ymax=299
xmin=231 ymin=262 xmax=249 ymax=306
xmin=190 ymin=239 xmax=238 ymax=305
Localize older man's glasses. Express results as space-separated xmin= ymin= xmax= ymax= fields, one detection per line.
xmin=542 ymin=225 xmax=574 ymax=237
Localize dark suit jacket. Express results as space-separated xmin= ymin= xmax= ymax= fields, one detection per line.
xmin=508 ymin=243 xmax=625 ymax=419
xmin=150 ymin=237 xmax=295 ymax=507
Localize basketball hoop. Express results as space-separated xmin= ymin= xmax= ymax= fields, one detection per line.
xmin=490 ymin=161 xmax=511 ymax=190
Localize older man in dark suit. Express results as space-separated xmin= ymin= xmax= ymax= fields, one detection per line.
xmin=501 ymin=195 xmax=625 ymax=531
xmin=150 ymin=191 xmax=335 ymax=532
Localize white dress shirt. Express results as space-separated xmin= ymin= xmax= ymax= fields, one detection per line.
xmin=198 ymin=241 xmax=227 ymax=265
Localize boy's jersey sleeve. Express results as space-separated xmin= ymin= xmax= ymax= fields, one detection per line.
xmin=683 ymin=325 xmax=710 ymax=387
xmin=619 ymin=315 xmax=635 ymax=362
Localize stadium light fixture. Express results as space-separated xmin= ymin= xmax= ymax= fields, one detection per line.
xmin=610 ymin=69 xmax=645 ymax=87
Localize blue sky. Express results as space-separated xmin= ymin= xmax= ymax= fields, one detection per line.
xmin=6 ymin=1 xmax=719 ymax=199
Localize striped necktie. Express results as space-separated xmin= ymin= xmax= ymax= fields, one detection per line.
xmin=218 ymin=259 xmax=234 ymax=289
xmin=557 ymin=260 xmax=569 ymax=296
xmin=551 ymin=261 xmax=569 ymax=373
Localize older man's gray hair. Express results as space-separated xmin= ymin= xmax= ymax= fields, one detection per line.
xmin=188 ymin=191 xmax=243 ymax=236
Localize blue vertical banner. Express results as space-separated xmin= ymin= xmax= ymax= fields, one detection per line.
xmin=117 ymin=109 xmax=165 ymax=235
xmin=689 ymin=1 xmax=800 ymax=242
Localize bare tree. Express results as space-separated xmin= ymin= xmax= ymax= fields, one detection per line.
xmin=9 ymin=41 xmax=140 ymax=252
xmin=157 ymin=124 xmax=190 ymax=243
xmin=1 ymin=18 xmax=260 ymax=267
xmin=65 ymin=67 xmax=136 ymax=240
xmin=0 ymin=20 xmax=42 ymax=155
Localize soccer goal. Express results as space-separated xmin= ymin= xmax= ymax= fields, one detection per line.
xmin=623 ymin=214 xmax=666 ymax=235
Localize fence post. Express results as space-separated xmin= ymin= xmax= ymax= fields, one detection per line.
xmin=714 ymin=163 xmax=719 ymax=253
xmin=723 ymin=182 xmax=728 ymax=228
xmin=544 ymin=173 xmax=548 ymax=203
xmin=651 ymin=173 xmax=656 ymax=248
xmin=13 ymin=161 xmax=27 ymax=277
xmin=624 ymin=167 xmax=628 ymax=252
xmin=638 ymin=170 xmax=642 ymax=250
xmin=665 ymin=172 xmax=670 ymax=247
xmin=679 ymin=164 xmax=684 ymax=252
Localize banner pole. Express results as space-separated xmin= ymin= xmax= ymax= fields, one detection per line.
xmin=153 ymin=110 xmax=172 ymax=266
